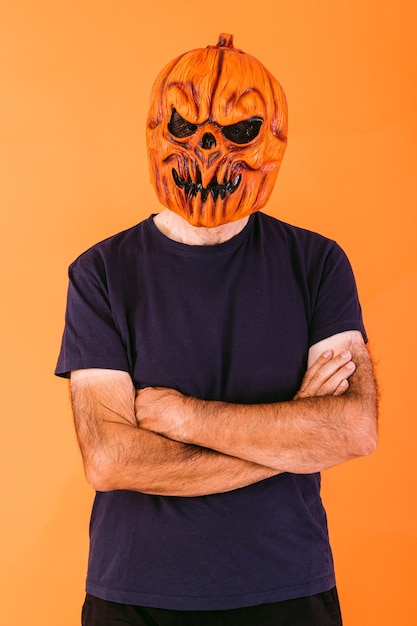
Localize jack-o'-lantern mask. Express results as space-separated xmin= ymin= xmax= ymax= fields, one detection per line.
xmin=146 ymin=34 xmax=288 ymax=227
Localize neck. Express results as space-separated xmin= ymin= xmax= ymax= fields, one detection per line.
xmin=153 ymin=209 xmax=250 ymax=245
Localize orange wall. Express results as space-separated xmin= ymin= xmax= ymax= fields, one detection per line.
xmin=1 ymin=1 xmax=416 ymax=624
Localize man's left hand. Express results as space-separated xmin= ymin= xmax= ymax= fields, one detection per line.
xmin=136 ymin=348 xmax=355 ymax=438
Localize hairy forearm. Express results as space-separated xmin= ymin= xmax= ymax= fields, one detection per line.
xmin=83 ymin=423 xmax=280 ymax=496
xmin=70 ymin=370 xmax=280 ymax=497
xmin=177 ymin=388 xmax=377 ymax=473
xmin=137 ymin=345 xmax=378 ymax=474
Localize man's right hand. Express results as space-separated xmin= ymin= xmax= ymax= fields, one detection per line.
xmin=294 ymin=350 xmax=356 ymax=399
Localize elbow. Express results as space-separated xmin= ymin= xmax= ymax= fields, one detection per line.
xmin=353 ymin=430 xmax=378 ymax=458
xmin=349 ymin=410 xmax=378 ymax=458
xmin=83 ymin=453 xmax=120 ymax=492
xmin=85 ymin=470 xmax=112 ymax=493
xmin=84 ymin=466 xmax=112 ymax=492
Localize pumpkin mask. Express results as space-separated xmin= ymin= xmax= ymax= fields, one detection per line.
xmin=146 ymin=34 xmax=288 ymax=227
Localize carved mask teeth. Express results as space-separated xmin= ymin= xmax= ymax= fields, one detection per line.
xmin=172 ymin=168 xmax=241 ymax=203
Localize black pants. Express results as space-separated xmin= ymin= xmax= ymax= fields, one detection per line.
xmin=82 ymin=588 xmax=343 ymax=625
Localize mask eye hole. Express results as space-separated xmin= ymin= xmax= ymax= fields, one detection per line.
xmin=168 ymin=109 xmax=198 ymax=138
xmin=222 ymin=118 xmax=263 ymax=144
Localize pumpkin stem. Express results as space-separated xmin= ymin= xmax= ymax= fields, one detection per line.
xmin=215 ymin=33 xmax=234 ymax=48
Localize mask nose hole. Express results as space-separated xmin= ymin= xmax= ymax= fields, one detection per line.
xmin=200 ymin=133 xmax=217 ymax=150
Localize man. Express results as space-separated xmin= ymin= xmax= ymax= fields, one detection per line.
xmin=56 ymin=34 xmax=377 ymax=626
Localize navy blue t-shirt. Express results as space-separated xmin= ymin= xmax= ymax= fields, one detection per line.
xmin=55 ymin=212 xmax=366 ymax=610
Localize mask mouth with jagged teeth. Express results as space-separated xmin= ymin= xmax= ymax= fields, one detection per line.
xmin=172 ymin=168 xmax=242 ymax=202
xmin=146 ymin=34 xmax=288 ymax=227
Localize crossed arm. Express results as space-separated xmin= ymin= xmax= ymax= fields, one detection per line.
xmin=70 ymin=330 xmax=378 ymax=497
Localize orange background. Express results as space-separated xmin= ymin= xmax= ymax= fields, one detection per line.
xmin=1 ymin=1 xmax=416 ymax=624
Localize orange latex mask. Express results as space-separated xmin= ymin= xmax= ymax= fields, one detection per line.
xmin=146 ymin=34 xmax=288 ymax=227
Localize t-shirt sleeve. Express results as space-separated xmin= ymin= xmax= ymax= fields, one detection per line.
xmin=308 ymin=241 xmax=367 ymax=347
xmin=55 ymin=253 xmax=130 ymax=378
